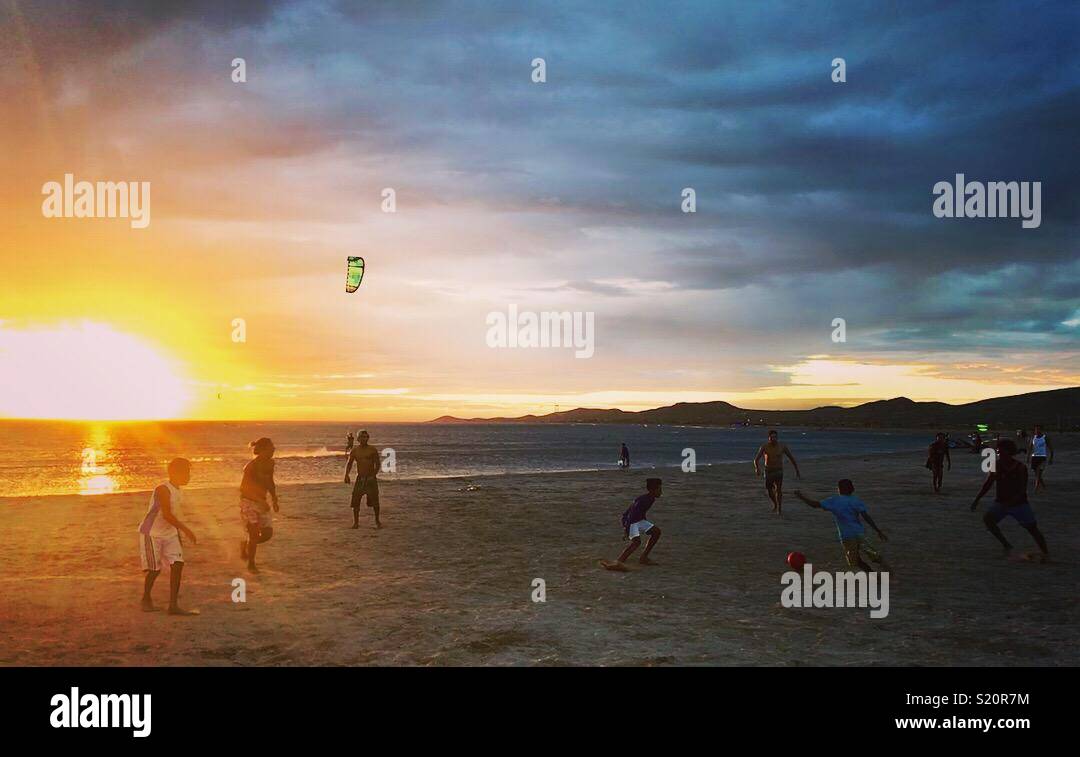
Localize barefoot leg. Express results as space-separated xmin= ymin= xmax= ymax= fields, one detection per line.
xmin=639 ymin=526 xmax=661 ymax=563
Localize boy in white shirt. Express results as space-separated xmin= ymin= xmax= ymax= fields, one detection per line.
xmin=1028 ymin=424 xmax=1054 ymax=492
xmin=138 ymin=458 xmax=198 ymax=615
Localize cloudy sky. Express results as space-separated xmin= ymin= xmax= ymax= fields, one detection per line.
xmin=0 ymin=0 xmax=1077 ymax=420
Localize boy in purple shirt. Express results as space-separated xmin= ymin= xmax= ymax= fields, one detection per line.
xmin=602 ymin=478 xmax=663 ymax=572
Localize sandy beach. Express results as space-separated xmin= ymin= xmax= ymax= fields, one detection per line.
xmin=1 ymin=440 xmax=1077 ymax=667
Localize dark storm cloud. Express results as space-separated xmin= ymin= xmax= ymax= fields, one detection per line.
xmin=294 ymin=0 xmax=1076 ymax=357
xmin=7 ymin=0 xmax=1076 ymax=362
xmin=1 ymin=0 xmax=282 ymax=72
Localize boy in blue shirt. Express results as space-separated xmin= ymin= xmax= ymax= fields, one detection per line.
xmin=794 ymin=479 xmax=890 ymax=571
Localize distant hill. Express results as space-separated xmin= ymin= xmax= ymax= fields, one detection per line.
xmin=429 ymin=387 xmax=1080 ymax=430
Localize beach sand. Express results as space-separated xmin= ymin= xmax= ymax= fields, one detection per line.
xmin=1 ymin=441 xmax=1078 ymax=666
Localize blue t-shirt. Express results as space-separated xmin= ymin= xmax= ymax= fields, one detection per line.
xmin=819 ymin=495 xmax=867 ymax=540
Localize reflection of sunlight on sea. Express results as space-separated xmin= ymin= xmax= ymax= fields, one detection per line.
xmin=79 ymin=474 xmax=117 ymax=495
xmin=78 ymin=425 xmax=119 ymax=496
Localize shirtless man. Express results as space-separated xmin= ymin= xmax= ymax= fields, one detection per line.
xmin=240 ymin=437 xmax=279 ymax=572
xmin=972 ymin=439 xmax=1048 ymax=561
xmin=345 ymin=429 xmax=382 ymax=528
xmin=753 ymin=430 xmax=801 ymax=516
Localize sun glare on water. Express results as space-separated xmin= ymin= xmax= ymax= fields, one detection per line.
xmin=0 ymin=322 xmax=192 ymax=420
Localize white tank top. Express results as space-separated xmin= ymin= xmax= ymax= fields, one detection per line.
xmin=138 ymin=482 xmax=182 ymax=538
xmin=1031 ymin=435 xmax=1048 ymax=457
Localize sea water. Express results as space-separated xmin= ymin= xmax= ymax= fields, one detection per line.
xmin=0 ymin=420 xmax=929 ymax=498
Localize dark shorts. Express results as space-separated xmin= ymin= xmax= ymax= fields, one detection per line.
xmin=986 ymin=501 xmax=1036 ymax=527
xmin=351 ymin=477 xmax=380 ymax=509
xmin=1031 ymin=456 xmax=1047 ymax=471
xmin=764 ymin=469 xmax=783 ymax=489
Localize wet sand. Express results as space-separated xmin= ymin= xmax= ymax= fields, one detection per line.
xmin=1 ymin=441 xmax=1077 ymax=666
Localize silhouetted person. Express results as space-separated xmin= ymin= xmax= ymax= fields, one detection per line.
xmin=345 ymin=430 xmax=382 ymax=528
xmin=971 ymin=439 xmax=1048 ymax=561
xmin=926 ymin=432 xmax=951 ymax=493
xmin=754 ymin=430 xmax=801 ymax=516
xmin=1028 ymin=424 xmax=1053 ymax=492
xmin=240 ymin=437 xmax=279 ymax=572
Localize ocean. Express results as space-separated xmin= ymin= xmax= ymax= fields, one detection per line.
xmin=0 ymin=420 xmax=932 ymax=499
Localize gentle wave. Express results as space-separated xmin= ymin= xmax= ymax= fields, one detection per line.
xmin=275 ymin=447 xmax=343 ymax=459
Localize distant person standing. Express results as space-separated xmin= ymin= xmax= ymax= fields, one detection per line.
xmin=620 ymin=442 xmax=630 ymax=469
xmin=926 ymin=432 xmax=951 ymax=493
xmin=240 ymin=437 xmax=279 ymax=573
xmin=1028 ymin=424 xmax=1053 ymax=492
xmin=971 ymin=439 xmax=1048 ymax=561
xmin=346 ymin=431 xmax=355 ymax=453
xmin=754 ymin=430 xmax=801 ymax=516
xmin=345 ymin=429 xmax=382 ymax=528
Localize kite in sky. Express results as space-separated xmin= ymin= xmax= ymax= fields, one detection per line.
xmin=346 ymin=256 xmax=365 ymax=293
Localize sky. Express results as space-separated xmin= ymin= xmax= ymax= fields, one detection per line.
xmin=0 ymin=0 xmax=1077 ymax=420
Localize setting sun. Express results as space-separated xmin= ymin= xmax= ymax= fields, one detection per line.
xmin=0 ymin=321 xmax=191 ymax=420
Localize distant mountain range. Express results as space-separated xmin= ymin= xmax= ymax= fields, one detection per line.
xmin=430 ymin=387 xmax=1080 ymax=431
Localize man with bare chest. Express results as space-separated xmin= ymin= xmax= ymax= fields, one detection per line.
xmin=753 ymin=429 xmax=801 ymax=516
xmin=344 ymin=429 xmax=382 ymax=528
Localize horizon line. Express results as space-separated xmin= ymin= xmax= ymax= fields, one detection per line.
xmin=1 ymin=385 xmax=1074 ymax=424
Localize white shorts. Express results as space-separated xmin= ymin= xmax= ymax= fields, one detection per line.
xmin=628 ymin=520 xmax=654 ymax=539
xmin=139 ymin=532 xmax=183 ymax=572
